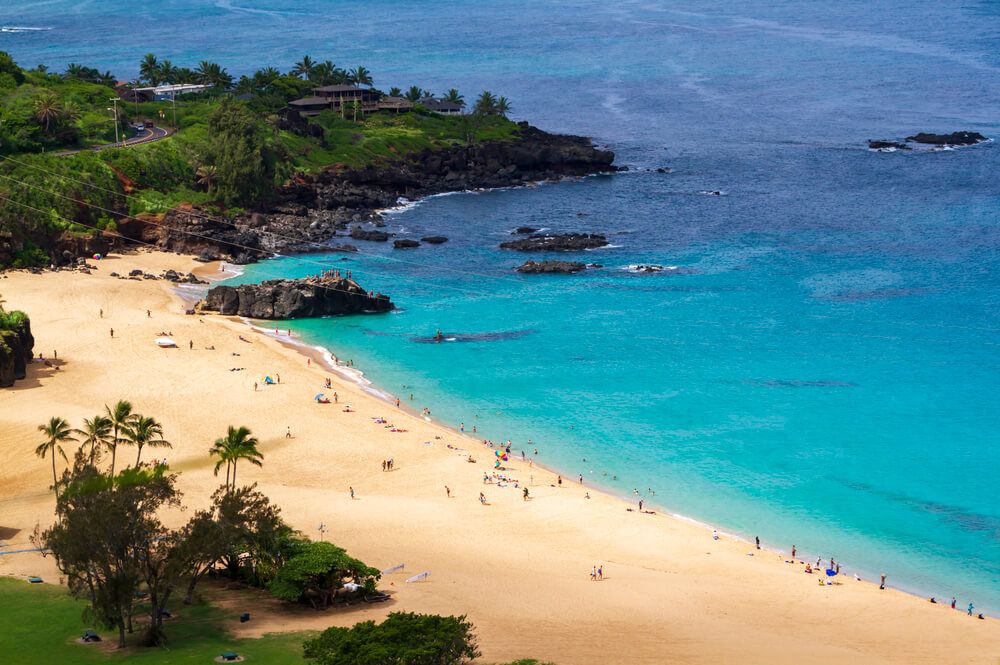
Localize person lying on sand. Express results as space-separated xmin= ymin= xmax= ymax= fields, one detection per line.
xmin=342 ymin=406 xmax=354 ymax=412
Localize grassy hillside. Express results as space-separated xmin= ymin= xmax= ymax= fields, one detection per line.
xmin=0 ymin=51 xmax=518 ymax=267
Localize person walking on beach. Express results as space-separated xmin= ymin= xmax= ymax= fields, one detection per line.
xmin=590 ymin=566 xmax=596 ymax=581
xmin=880 ymin=573 xmax=886 ymax=590
xmin=307 ymin=358 xmax=311 ymax=367
xmin=968 ymin=602 xmax=975 ymax=616
xmin=791 ymin=545 xmax=796 ymax=560
xmin=713 ymin=529 xmax=719 ymax=541
xmin=189 ymin=340 xmax=193 ymax=350
xmin=276 ymin=374 xmax=280 ymax=384
xmin=756 ymin=536 xmax=761 ymax=550
xmin=951 ymin=597 xmax=957 ymax=609
xmin=523 ymin=487 xmax=529 ymax=501
xmin=110 ymin=327 xmax=114 ymax=338
xmin=146 ymin=309 xmax=151 ymax=318
xmin=382 ymin=460 xmax=387 ymax=472
xmin=557 ymin=475 xmax=562 ymax=487
xmin=460 ymin=422 xmax=464 ymax=432
xmin=350 ymin=486 xmax=355 ymax=500
xmin=99 ymin=308 xmax=103 ymax=318
xmin=479 ymin=492 xmax=486 ymax=505
xmin=598 ymin=565 xmax=603 ymax=580
xmin=285 ymin=426 xmax=291 ymax=439
xmin=396 ymin=398 xmax=400 ymax=408
xmin=639 ymin=499 xmax=643 ymax=511
xmin=445 ymin=485 xmax=451 ymax=498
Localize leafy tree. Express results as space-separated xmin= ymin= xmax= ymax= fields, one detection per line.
xmin=497 ymin=96 xmax=511 ymax=116
xmin=291 ymin=55 xmax=317 ymax=79
xmin=121 ymin=414 xmax=170 ymax=466
xmin=105 ymin=399 xmax=135 ymax=477
xmin=36 ymin=416 xmax=76 ymax=492
xmin=42 ymin=463 xmax=179 ymax=647
xmin=74 ymin=415 xmax=113 ymax=464
xmin=209 ymin=425 xmax=262 ymax=491
xmin=444 ymin=88 xmax=465 ymax=107
xmin=205 ymin=98 xmax=277 ymax=206
xmin=349 ymin=65 xmax=373 ymax=87
xmin=195 ymin=61 xmax=232 ymax=89
xmin=404 ymin=86 xmax=425 ymax=102
xmin=269 ymin=541 xmax=380 ymax=610
xmin=0 ymin=50 xmax=26 ymax=85
xmin=303 ymin=612 xmax=481 ymax=665
xmin=311 ymin=60 xmax=346 ymax=86
xmin=139 ymin=53 xmax=160 ymax=85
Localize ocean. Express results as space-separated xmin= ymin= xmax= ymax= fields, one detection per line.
xmin=3 ymin=0 xmax=999 ymax=609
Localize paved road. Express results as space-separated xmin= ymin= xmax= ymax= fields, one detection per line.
xmin=54 ymin=125 xmax=173 ymax=156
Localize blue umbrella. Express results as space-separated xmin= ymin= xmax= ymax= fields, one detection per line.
xmin=314 ymin=393 xmax=325 ymax=401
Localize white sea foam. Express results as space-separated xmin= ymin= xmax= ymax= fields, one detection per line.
xmin=1 ymin=26 xmax=53 ymax=32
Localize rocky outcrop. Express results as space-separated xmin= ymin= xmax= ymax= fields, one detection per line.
xmin=500 ymin=233 xmax=609 ymax=252
xmin=350 ymin=226 xmax=390 ymax=242
xmin=197 ymin=274 xmax=393 ymax=319
xmin=516 ymin=260 xmax=598 ymax=274
xmin=0 ymin=313 xmax=34 ymax=388
xmin=868 ymin=140 xmax=910 ymax=151
xmin=904 ymin=131 xmax=987 ymax=146
xmin=420 ymin=236 xmax=448 ymax=244
xmin=393 ymin=239 xmax=420 ymax=249
xmin=116 ymin=206 xmax=269 ymax=265
xmin=513 ymin=226 xmax=539 ymax=235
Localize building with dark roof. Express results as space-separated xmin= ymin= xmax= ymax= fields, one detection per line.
xmin=420 ymin=98 xmax=464 ymax=115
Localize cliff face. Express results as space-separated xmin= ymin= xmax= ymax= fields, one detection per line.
xmin=127 ymin=124 xmax=618 ymax=262
xmin=0 ymin=315 xmax=34 ymax=388
xmin=197 ymin=274 xmax=394 ymax=319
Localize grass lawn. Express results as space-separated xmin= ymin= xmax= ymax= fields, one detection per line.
xmin=0 ymin=577 xmax=311 ymax=664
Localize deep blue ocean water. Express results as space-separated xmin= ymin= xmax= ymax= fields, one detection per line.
xmin=4 ymin=0 xmax=999 ymax=609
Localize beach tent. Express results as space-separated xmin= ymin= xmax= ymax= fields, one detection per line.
xmin=263 ymin=376 xmax=275 ymax=384
xmin=154 ymin=337 xmax=177 ymax=348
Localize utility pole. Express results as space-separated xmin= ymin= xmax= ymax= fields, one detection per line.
xmin=107 ymin=97 xmax=120 ymax=146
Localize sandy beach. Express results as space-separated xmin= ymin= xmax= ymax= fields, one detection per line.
xmin=1 ymin=250 xmax=997 ymax=664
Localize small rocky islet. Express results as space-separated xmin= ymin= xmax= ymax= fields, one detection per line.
xmin=868 ymin=131 xmax=988 ymax=151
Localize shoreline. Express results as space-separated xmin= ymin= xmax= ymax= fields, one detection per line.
xmin=193 ymin=263 xmax=982 ymax=614
xmin=2 ymin=250 xmax=997 ymax=664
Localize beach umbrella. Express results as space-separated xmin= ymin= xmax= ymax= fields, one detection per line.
xmin=825 ymin=568 xmax=837 ymax=577
xmin=314 ymin=393 xmax=324 ymax=401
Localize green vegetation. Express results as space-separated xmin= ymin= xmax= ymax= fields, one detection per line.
xmin=303 ymin=612 xmax=480 ymax=665
xmin=270 ymin=541 xmax=381 ymax=610
xmin=0 ymin=50 xmax=520 ymax=267
xmin=0 ymin=576 xmax=309 ymax=664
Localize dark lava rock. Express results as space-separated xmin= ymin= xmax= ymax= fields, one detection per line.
xmin=197 ymin=274 xmax=393 ymax=320
xmin=513 ymin=226 xmax=539 ymax=235
xmin=330 ymin=244 xmax=359 ymax=253
xmin=627 ymin=264 xmax=698 ymax=275
xmin=868 ymin=140 xmax=911 ymax=151
xmin=516 ymin=260 xmax=595 ymax=274
xmin=500 ymin=233 xmax=609 ymax=252
xmin=655 ymin=167 xmax=672 ymax=173
xmin=905 ymin=131 xmax=987 ymax=146
xmin=350 ymin=226 xmax=390 ymax=242
xmin=393 ymin=239 xmax=420 ymax=249
xmin=0 ymin=315 xmax=33 ymax=388
xmin=420 ymin=236 xmax=448 ymax=244
xmin=128 ymin=269 xmax=143 ymax=277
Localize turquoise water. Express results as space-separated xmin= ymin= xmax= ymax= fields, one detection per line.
xmin=4 ymin=0 xmax=999 ymax=609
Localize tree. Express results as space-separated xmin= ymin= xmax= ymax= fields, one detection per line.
xmin=195 ymin=164 xmax=218 ymax=192
xmin=444 ymin=88 xmax=465 ymax=108
xmin=121 ymin=414 xmax=170 ymax=467
xmin=388 ymin=87 xmax=402 ymax=98
xmin=496 ymin=96 xmax=511 ymax=117
xmin=291 ymin=55 xmax=317 ymax=79
xmin=64 ymin=63 xmax=87 ymax=80
xmin=351 ymin=98 xmax=361 ymax=122
xmin=270 ymin=541 xmax=380 ymax=610
xmin=209 ymin=425 xmax=262 ymax=491
xmin=349 ymin=66 xmax=373 ymax=87
xmin=404 ymin=86 xmax=424 ymax=103
xmin=311 ymin=60 xmax=346 ymax=86
xmin=36 ymin=416 xmax=75 ymax=492
xmin=43 ymin=463 xmax=180 ymax=647
xmin=0 ymin=50 xmax=25 ymax=85
xmin=196 ymin=61 xmax=232 ymax=89
xmin=157 ymin=59 xmax=178 ymax=85
xmin=139 ymin=53 xmax=160 ymax=85
xmin=74 ymin=415 xmax=113 ymax=464
xmin=205 ymin=98 xmax=276 ymax=206
xmin=303 ymin=612 xmax=481 ymax=665
xmin=474 ymin=90 xmax=497 ymax=115
xmin=105 ymin=400 xmax=135 ymax=477
xmin=32 ymin=92 xmax=63 ymax=133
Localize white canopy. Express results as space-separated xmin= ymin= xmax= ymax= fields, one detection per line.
xmin=155 ymin=337 xmax=177 ymax=348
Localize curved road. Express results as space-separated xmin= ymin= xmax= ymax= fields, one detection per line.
xmin=54 ymin=125 xmax=174 ymax=156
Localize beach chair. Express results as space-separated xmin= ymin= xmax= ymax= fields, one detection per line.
xmin=220 ymin=651 xmax=240 ymax=661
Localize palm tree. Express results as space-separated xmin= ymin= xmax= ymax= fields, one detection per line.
xmin=174 ymin=67 xmax=198 ymax=84
xmin=349 ymin=66 xmax=373 ymax=87
xmin=122 ymin=415 xmax=170 ymax=467
xmin=139 ymin=53 xmax=160 ymax=85
xmin=196 ymin=61 xmax=232 ymax=89
xmin=62 ymin=101 xmax=81 ymax=124
xmin=104 ymin=400 xmax=134 ymax=476
xmin=474 ymin=90 xmax=498 ymax=115
xmin=444 ymin=88 xmax=465 ymax=108
xmin=196 ymin=165 xmax=218 ymax=192
xmin=63 ymin=63 xmax=86 ymax=80
xmin=234 ymin=75 xmax=255 ymax=95
xmin=496 ymin=96 xmax=511 ymax=117
xmin=253 ymin=67 xmax=281 ymax=91
xmin=209 ymin=426 xmax=262 ymax=491
xmin=388 ymin=87 xmax=402 ymax=98
xmin=291 ymin=55 xmax=316 ymax=79
xmin=36 ymin=417 xmax=76 ymax=493
xmin=74 ymin=415 xmax=113 ymax=464
xmin=33 ymin=92 xmax=63 ymax=133
xmin=157 ymin=59 xmax=178 ymax=84
xmin=404 ymin=86 xmax=425 ymax=103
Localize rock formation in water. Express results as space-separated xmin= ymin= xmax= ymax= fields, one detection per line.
xmin=197 ymin=274 xmax=393 ymax=319
xmin=516 ymin=260 xmax=597 ymax=273
xmin=904 ymin=131 xmax=987 ymax=146
xmin=500 ymin=233 xmax=609 ymax=252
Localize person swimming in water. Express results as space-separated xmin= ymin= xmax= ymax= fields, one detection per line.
xmin=433 ymin=329 xmax=444 ymax=342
